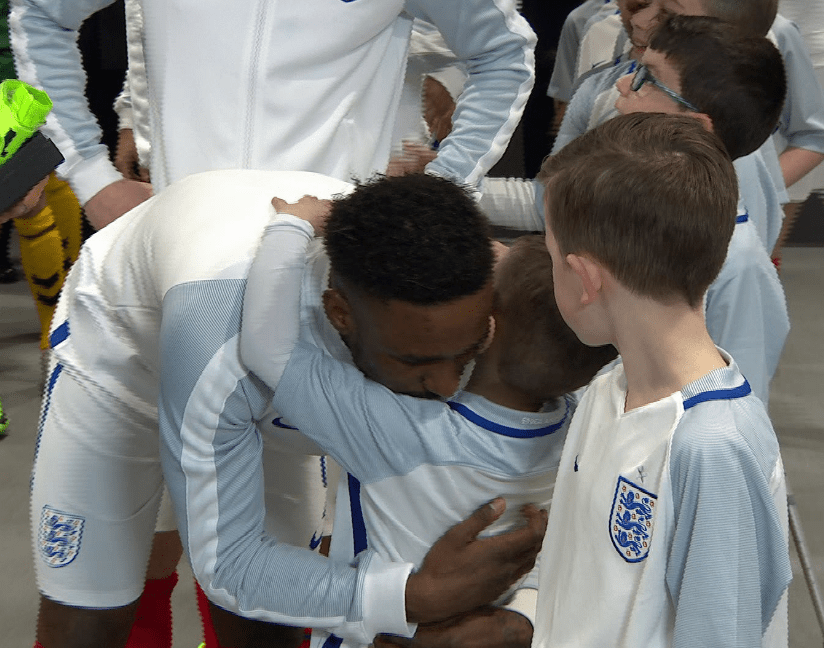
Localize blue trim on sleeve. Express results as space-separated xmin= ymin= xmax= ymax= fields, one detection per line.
xmin=49 ymin=321 xmax=70 ymax=348
xmin=736 ymin=212 xmax=749 ymax=224
xmin=348 ymin=473 xmax=368 ymax=556
xmin=446 ymin=399 xmax=568 ymax=438
xmin=682 ymin=380 xmax=752 ymax=410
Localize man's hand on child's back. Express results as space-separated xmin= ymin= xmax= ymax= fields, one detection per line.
xmin=271 ymin=195 xmax=332 ymax=236
xmin=404 ymin=499 xmax=547 ymax=625
xmin=85 ymin=179 xmax=153 ymax=230
xmin=376 ymin=606 xmax=532 ymax=648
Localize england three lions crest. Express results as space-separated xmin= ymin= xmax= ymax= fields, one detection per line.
xmin=39 ymin=506 xmax=85 ymax=568
xmin=609 ymin=476 xmax=657 ymax=562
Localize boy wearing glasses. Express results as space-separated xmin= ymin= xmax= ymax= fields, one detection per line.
xmin=551 ymin=0 xmax=788 ymax=254
xmin=566 ymin=0 xmax=824 ymax=207
xmin=480 ymin=14 xmax=789 ymax=406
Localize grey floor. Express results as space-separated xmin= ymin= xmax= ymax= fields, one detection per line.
xmin=1 ymin=243 xmax=822 ymax=647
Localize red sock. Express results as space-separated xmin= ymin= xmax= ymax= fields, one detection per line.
xmin=124 ymin=571 xmax=179 ymax=648
xmin=195 ymin=578 xmax=220 ymax=648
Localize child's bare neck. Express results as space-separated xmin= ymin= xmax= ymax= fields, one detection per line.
xmin=615 ymin=302 xmax=726 ymax=412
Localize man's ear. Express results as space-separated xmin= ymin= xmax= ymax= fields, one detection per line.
xmin=323 ymin=288 xmax=354 ymax=336
xmin=691 ymin=111 xmax=714 ymax=135
xmin=566 ymin=253 xmax=602 ymax=305
xmin=479 ymin=314 xmax=496 ymax=354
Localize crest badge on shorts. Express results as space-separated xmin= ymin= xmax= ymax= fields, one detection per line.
xmin=39 ymin=505 xmax=85 ymax=568
xmin=609 ymin=476 xmax=657 ymax=563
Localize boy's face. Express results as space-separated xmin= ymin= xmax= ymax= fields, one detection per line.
xmin=614 ymin=48 xmax=690 ymax=116
xmin=618 ymin=0 xmax=708 ymax=59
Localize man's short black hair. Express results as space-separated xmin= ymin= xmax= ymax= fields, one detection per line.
xmin=325 ymin=174 xmax=494 ymax=304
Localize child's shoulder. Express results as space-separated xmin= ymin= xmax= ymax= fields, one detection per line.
xmin=671 ymin=358 xmax=780 ymax=480
xmin=713 ymin=216 xmax=776 ymax=283
xmin=769 ymin=12 xmax=801 ymax=48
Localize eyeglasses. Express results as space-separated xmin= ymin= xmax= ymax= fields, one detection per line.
xmin=630 ymin=64 xmax=699 ymax=113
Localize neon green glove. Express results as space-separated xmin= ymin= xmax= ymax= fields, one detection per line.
xmin=0 ymin=79 xmax=53 ymax=165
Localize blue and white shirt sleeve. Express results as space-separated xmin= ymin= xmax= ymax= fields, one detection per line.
xmin=551 ymin=72 xmax=600 ymax=153
xmin=666 ymin=402 xmax=791 ymax=648
xmin=479 ymin=177 xmax=545 ymax=231
xmin=408 ymin=0 xmax=536 ymax=189
xmin=273 ymin=341 xmax=453 ymax=480
xmin=9 ymin=0 xmax=123 ymax=203
xmin=704 ymin=220 xmax=790 ymax=405
xmin=240 ymin=214 xmax=314 ymax=392
xmin=158 ymin=279 xmax=413 ymax=643
xmin=576 ymin=3 xmax=624 ymax=78
xmin=772 ymin=15 xmax=824 ymax=156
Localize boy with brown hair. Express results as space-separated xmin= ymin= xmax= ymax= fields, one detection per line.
xmin=533 ymin=112 xmax=791 ymax=648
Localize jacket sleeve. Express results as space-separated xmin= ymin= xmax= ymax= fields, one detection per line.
xmin=479 ymin=176 xmax=544 ymax=231
xmin=9 ymin=0 xmax=122 ymax=203
xmin=158 ymin=277 xmax=415 ymax=643
xmin=240 ymin=215 xmax=313 ymax=392
xmin=772 ymin=15 xmax=824 ymax=154
xmin=704 ymin=221 xmax=790 ymax=405
xmin=407 ymin=0 xmax=536 ymax=189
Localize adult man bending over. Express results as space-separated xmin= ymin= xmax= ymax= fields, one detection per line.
xmin=33 ymin=171 xmax=546 ymax=648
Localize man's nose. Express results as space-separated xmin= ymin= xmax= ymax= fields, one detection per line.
xmin=421 ymin=361 xmax=464 ymax=399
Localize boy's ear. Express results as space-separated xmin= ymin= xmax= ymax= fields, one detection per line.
xmin=322 ymin=288 xmax=354 ymax=336
xmin=566 ymin=253 xmax=602 ymax=305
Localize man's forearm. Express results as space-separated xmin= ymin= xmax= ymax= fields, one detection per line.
xmin=10 ymin=0 xmax=122 ymax=203
xmin=411 ymin=0 xmax=536 ymax=189
xmin=377 ymin=607 xmax=533 ymax=648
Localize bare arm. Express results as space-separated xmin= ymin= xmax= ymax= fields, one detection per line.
xmin=779 ymin=146 xmax=824 ymax=188
xmin=10 ymin=0 xmax=150 ymax=227
xmin=377 ymin=606 xmax=533 ymax=648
